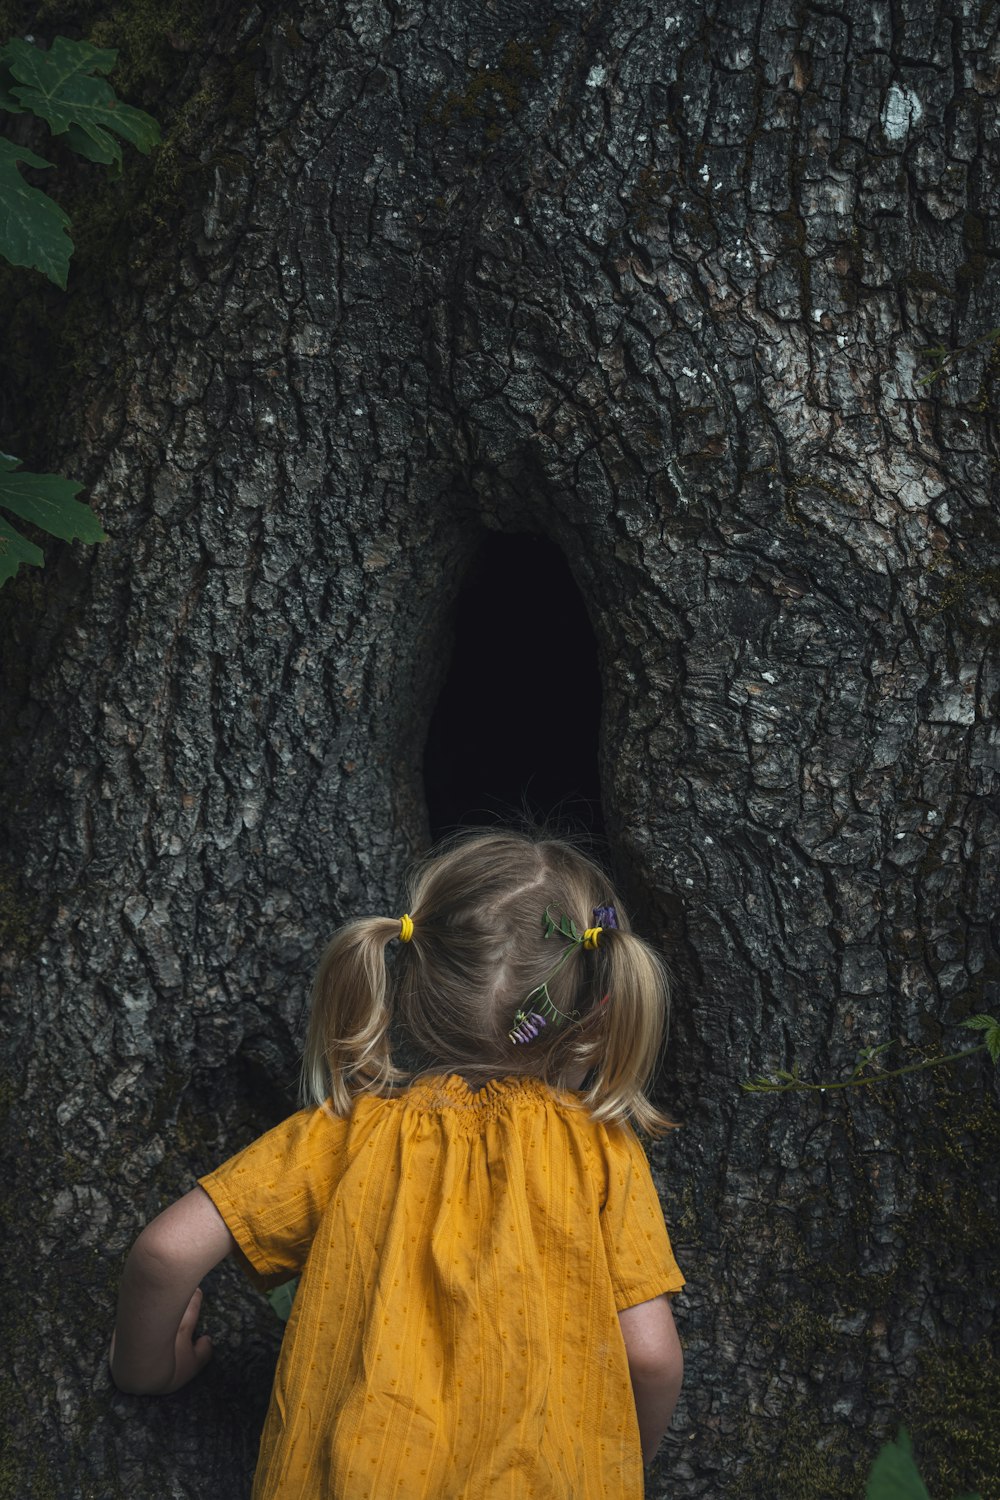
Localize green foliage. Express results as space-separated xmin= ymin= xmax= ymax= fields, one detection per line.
xmin=960 ymin=1014 xmax=1000 ymax=1065
xmin=867 ymin=1429 xmax=982 ymax=1500
xmin=0 ymin=36 xmax=158 ymax=170
xmin=0 ymin=32 xmax=158 ymax=585
xmin=542 ymin=909 xmax=582 ymax=943
xmin=266 ymin=1279 xmax=299 ymax=1323
xmin=0 ymin=451 xmax=106 ymax=586
xmin=0 ymin=135 xmax=71 ymax=284
xmin=743 ymin=1018 xmax=998 ymax=1095
xmin=867 ymin=1430 xmax=933 ymax=1500
xmin=0 ymin=35 xmax=159 ymax=285
xmin=523 ymin=908 xmax=587 ymax=1021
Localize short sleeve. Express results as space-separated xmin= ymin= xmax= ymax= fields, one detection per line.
xmin=596 ymin=1122 xmax=686 ymax=1311
xmin=198 ymin=1103 xmax=350 ymax=1289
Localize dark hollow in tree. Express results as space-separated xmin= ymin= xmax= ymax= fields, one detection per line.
xmin=424 ymin=531 xmax=604 ymax=844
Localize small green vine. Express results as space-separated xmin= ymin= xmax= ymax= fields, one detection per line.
xmin=743 ymin=1015 xmax=1000 ymax=1095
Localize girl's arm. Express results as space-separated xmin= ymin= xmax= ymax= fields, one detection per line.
xmin=618 ymin=1293 xmax=684 ymax=1465
xmin=110 ymin=1186 xmax=237 ymax=1395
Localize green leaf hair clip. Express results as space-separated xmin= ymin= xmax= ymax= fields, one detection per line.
xmin=508 ymin=909 xmax=584 ymax=1044
xmin=542 ymin=910 xmax=582 ymax=943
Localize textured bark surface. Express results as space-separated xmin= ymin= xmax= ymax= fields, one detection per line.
xmin=1 ymin=0 xmax=999 ymax=1496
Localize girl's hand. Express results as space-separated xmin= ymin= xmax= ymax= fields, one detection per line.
xmin=109 ymin=1287 xmax=212 ymax=1394
xmin=163 ymin=1287 xmax=214 ymax=1393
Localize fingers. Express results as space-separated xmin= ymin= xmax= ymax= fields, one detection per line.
xmin=177 ymin=1288 xmax=213 ymax=1364
xmin=167 ymin=1290 xmax=214 ymax=1388
xmin=177 ymin=1287 xmax=203 ymax=1338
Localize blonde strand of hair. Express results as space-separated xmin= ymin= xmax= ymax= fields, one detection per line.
xmin=581 ymin=930 xmax=675 ymax=1136
xmin=300 ymin=917 xmax=406 ymax=1113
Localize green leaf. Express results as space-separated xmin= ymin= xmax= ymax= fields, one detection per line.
xmin=855 ymin=1042 xmax=892 ymax=1073
xmin=866 ymin=1429 xmax=931 ymax=1500
xmin=0 ymin=136 xmax=72 ymax=286
xmin=960 ymin=1014 xmax=1000 ymax=1062
xmin=0 ymin=456 xmax=105 ymax=546
xmin=0 ymin=511 xmax=44 ymax=586
xmin=266 ymin=1278 xmax=299 ymax=1323
xmin=64 ymin=120 xmax=119 ymax=166
xmin=0 ymin=56 xmax=25 ymax=112
xmin=2 ymin=37 xmax=159 ymax=174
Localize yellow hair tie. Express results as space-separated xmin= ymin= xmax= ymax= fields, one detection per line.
xmin=582 ymin=926 xmax=602 ymax=950
xmin=398 ymin=913 xmax=414 ymax=943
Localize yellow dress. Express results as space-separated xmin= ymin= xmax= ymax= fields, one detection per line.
xmin=198 ymin=1073 xmax=684 ymax=1499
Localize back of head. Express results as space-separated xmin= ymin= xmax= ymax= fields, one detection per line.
xmin=303 ymin=829 xmax=673 ymax=1134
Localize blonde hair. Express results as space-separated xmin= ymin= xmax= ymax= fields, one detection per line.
xmin=301 ymin=830 xmax=674 ymax=1134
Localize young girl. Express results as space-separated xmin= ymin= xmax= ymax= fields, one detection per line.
xmin=110 ymin=831 xmax=685 ymax=1497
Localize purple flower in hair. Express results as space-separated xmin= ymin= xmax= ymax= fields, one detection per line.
xmin=592 ymin=905 xmax=618 ymax=929
xmin=509 ymin=1010 xmax=548 ymax=1045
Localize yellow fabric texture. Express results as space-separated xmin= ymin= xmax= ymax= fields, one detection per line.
xmin=198 ymin=1074 xmax=684 ymax=1500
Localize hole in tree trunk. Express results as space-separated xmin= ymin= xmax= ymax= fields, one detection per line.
xmin=424 ymin=532 xmax=604 ymax=844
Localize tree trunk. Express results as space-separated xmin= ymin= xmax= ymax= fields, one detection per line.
xmin=1 ymin=1 xmax=998 ymax=1496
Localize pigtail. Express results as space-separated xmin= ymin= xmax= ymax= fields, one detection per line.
xmin=301 ymin=917 xmax=407 ymax=1114
xmin=578 ymin=929 xmax=674 ymax=1136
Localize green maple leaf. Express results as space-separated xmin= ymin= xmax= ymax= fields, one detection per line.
xmin=0 ymin=137 xmax=72 ymax=286
xmin=866 ymin=1430 xmax=930 ymax=1500
xmin=866 ymin=1429 xmax=982 ymax=1500
xmin=0 ymin=511 xmax=44 ymax=587
xmin=0 ymin=453 xmax=106 ymax=585
xmin=0 ymin=64 xmax=21 ymax=111
xmin=1 ymin=36 xmax=159 ymax=174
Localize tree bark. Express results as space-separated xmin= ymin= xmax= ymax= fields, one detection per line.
xmin=1 ymin=1 xmax=998 ymax=1496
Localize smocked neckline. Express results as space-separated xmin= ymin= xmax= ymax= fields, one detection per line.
xmin=403 ymin=1073 xmax=573 ymax=1112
